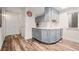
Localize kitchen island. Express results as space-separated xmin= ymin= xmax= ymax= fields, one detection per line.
xmin=32 ymin=27 xmax=63 ymax=44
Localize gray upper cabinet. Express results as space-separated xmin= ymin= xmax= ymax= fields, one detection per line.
xmin=35 ymin=14 xmax=45 ymax=23
xmin=35 ymin=7 xmax=59 ymax=23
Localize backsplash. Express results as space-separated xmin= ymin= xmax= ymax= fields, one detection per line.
xmin=37 ymin=21 xmax=59 ymax=28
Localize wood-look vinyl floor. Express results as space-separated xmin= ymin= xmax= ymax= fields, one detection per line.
xmin=1 ymin=35 xmax=79 ymax=51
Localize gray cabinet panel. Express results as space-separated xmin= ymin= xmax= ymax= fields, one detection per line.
xmin=35 ymin=7 xmax=59 ymax=23
xmin=55 ymin=29 xmax=61 ymax=41
xmin=41 ymin=30 xmax=50 ymax=43
xmin=32 ymin=28 xmax=63 ymax=44
xmin=32 ymin=28 xmax=42 ymax=41
xmin=49 ymin=29 xmax=56 ymax=43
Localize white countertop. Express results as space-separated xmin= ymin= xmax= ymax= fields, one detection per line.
xmin=34 ymin=27 xmax=63 ymax=29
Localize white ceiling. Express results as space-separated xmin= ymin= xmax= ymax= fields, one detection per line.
xmin=61 ymin=7 xmax=67 ymax=9
xmin=33 ymin=7 xmax=62 ymax=17
xmin=33 ymin=7 xmax=68 ymax=16
xmin=2 ymin=7 xmax=68 ymax=17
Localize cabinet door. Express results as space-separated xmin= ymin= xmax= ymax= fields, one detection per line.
xmin=42 ymin=29 xmax=49 ymax=43
xmin=32 ymin=29 xmax=42 ymax=40
xmin=36 ymin=29 xmax=42 ymax=40
xmin=49 ymin=29 xmax=56 ymax=43
xmin=32 ymin=29 xmax=38 ymax=38
xmin=55 ymin=29 xmax=61 ymax=41
xmin=60 ymin=29 xmax=63 ymax=38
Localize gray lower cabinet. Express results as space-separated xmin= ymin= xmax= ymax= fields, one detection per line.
xmin=32 ymin=28 xmax=63 ymax=44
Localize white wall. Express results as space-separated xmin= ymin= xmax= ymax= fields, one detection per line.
xmin=22 ymin=8 xmax=36 ymax=40
xmin=59 ymin=12 xmax=69 ymax=28
xmin=2 ymin=7 xmax=43 ymax=41
xmin=5 ymin=12 xmax=20 ymax=35
xmin=0 ymin=7 xmax=43 ymax=48
xmin=0 ymin=8 xmax=25 ymax=48
xmin=78 ymin=13 xmax=79 ymax=28
xmin=0 ymin=28 xmax=3 ymax=48
xmin=59 ymin=8 xmax=79 ymax=43
xmin=2 ymin=8 xmax=24 ymax=36
xmin=63 ymin=29 xmax=79 ymax=43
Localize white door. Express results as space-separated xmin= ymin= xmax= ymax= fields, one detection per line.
xmin=5 ymin=11 xmax=20 ymax=36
